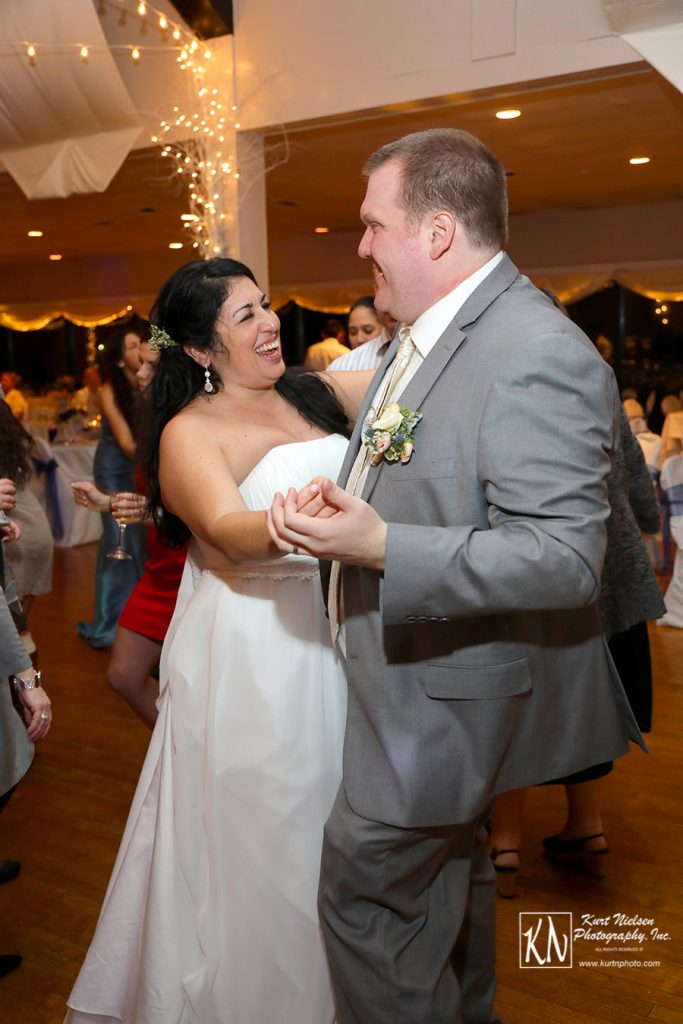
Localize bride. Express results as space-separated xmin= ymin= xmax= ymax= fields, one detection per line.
xmin=65 ymin=258 xmax=372 ymax=1024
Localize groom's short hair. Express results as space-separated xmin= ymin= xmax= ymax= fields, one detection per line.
xmin=363 ymin=128 xmax=508 ymax=253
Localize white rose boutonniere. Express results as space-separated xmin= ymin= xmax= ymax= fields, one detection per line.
xmin=362 ymin=402 xmax=422 ymax=466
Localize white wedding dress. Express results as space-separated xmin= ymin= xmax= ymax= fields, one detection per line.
xmin=66 ymin=434 xmax=348 ymax=1024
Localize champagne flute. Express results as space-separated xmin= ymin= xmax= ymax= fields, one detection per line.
xmin=107 ymin=505 xmax=132 ymax=560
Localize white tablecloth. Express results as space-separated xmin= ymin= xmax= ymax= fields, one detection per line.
xmin=30 ymin=440 xmax=102 ymax=548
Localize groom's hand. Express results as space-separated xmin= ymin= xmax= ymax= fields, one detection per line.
xmin=268 ymin=477 xmax=387 ymax=570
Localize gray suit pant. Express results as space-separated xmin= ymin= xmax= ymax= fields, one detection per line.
xmin=318 ymin=786 xmax=502 ymax=1024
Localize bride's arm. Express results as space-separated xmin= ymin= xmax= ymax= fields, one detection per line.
xmin=159 ymin=417 xmax=289 ymax=562
xmin=319 ymin=369 xmax=375 ymax=424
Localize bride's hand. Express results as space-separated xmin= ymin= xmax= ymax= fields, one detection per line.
xmin=295 ymin=479 xmax=338 ymax=519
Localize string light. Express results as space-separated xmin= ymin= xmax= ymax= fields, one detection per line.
xmin=152 ymin=69 xmax=240 ymax=254
xmin=7 ymin=0 xmax=204 ymax=68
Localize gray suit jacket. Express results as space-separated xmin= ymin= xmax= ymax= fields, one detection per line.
xmin=0 ymin=562 xmax=34 ymax=797
xmin=332 ymin=254 xmax=643 ymax=828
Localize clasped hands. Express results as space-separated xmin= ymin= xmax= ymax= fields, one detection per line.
xmin=267 ymin=477 xmax=387 ymax=571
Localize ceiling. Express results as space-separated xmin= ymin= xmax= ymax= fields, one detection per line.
xmin=1 ymin=62 xmax=682 ymax=307
xmin=264 ymin=64 xmax=683 ymax=231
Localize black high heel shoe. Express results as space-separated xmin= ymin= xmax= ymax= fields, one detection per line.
xmin=490 ymin=848 xmax=519 ymax=898
xmin=542 ymin=833 xmax=609 ymax=878
xmin=0 ymin=954 xmax=21 ymax=979
xmin=0 ymin=861 xmax=20 ymax=886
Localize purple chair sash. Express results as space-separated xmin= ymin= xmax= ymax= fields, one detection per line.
xmin=32 ymin=455 xmax=64 ymax=540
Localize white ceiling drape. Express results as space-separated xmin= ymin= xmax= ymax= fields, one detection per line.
xmin=603 ymin=0 xmax=683 ymax=93
xmin=0 ymin=0 xmax=142 ymax=198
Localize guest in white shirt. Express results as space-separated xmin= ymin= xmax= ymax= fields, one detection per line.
xmin=328 ymin=296 xmax=392 ymax=372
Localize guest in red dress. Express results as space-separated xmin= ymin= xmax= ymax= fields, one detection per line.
xmin=72 ymin=341 xmax=187 ymax=726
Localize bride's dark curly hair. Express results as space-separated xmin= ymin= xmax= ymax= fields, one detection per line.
xmin=141 ymin=257 xmax=350 ymax=548
xmin=0 ymin=398 xmax=35 ymax=484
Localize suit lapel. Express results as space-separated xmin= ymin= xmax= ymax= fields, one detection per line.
xmin=336 ymin=335 xmax=400 ymax=487
xmin=360 ymin=325 xmax=467 ymax=502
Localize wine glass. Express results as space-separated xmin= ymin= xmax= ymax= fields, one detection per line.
xmin=107 ymin=512 xmax=132 ymax=560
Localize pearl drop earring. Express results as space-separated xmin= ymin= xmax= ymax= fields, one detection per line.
xmin=204 ymin=365 xmax=215 ymax=394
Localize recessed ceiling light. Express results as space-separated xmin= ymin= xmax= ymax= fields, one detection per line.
xmin=315 ymin=226 xmax=330 ymax=234
xmin=168 ymin=242 xmax=183 ymax=249
xmin=629 ymin=156 xmax=650 ymax=165
xmin=49 ymin=254 xmax=62 ymax=261
xmin=27 ymin=230 xmax=43 ymax=237
xmin=495 ymin=109 xmax=521 ymax=120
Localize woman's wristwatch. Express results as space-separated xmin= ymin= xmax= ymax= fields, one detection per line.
xmin=13 ymin=670 xmax=42 ymax=690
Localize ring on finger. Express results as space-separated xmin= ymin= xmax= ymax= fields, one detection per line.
xmin=292 ymin=545 xmax=299 ymax=555
xmin=40 ymin=711 xmax=49 ymax=722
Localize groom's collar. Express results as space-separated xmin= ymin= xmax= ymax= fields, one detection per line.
xmin=409 ymin=250 xmax=505 ymax=358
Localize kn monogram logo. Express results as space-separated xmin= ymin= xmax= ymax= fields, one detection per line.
xmin=519 ymin=912 xmax=573 ymax=968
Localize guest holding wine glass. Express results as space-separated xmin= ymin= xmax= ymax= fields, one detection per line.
xmin=77 ymin=324 xmax=148 ymax=650
xmin=72 ymin=339 xmax=187 ymax=727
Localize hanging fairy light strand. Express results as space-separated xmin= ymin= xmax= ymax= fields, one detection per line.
xmin=12 ymin=0 xmax=245 ymax=257
xmin=11 ymin=0 xmax=210 ymax=67
xmin=152 ymin=30 xmax=241 ymax=256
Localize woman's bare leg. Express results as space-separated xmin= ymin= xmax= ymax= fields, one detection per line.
xmin=107 ymin=626 xmax=162 ymax=728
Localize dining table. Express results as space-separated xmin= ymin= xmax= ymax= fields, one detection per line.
xmin=30 ymin=438 xmax=102 ymax=547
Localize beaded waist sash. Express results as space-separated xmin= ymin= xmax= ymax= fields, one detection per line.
xmin=205 ymin=556 xmax=319 ymax=582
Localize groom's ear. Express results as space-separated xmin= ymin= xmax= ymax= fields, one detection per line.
xmin=429 ymin=211 xmax=455 ymax=260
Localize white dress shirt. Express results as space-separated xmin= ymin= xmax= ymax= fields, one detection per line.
xmin=327 ymin=330 xmax=390 ymax=372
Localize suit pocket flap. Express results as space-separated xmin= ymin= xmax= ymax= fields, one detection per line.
xmin=423 ymin=659 xmax=531 ymax=700
xmin=392 ymin=456 xmax=456 ymax=480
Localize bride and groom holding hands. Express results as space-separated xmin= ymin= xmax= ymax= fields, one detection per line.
xmin=66 ymin=128 xmax=641 ymax=1024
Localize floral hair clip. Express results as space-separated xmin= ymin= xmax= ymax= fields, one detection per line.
xmin=148 ymin=324 xmax=179 ymax=351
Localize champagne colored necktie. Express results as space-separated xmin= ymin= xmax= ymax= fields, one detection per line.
xmin=328 ymin=326 xmax=416 ymax=649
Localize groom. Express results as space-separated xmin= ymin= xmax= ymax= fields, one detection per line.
xmin=270 ymin=128 xmax=642 ymax=1023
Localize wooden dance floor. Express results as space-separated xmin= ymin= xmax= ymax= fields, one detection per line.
xmin=0 ymin=543 xmax=681 ymax=1023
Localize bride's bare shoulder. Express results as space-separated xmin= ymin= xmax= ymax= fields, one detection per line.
xmin=161 ymin=400 xmax=227 ymax=447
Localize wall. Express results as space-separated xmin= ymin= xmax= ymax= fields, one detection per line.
xmin=234 ymin=0 xmax=639 ymax=131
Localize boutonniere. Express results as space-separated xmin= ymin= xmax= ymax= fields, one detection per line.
xmin=362 ymin=402 xmax=423 ymax=466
